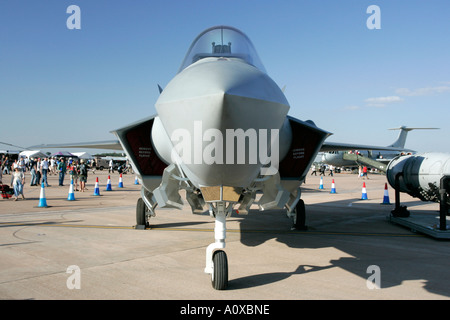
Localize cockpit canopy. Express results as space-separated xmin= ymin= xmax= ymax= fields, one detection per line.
xmin=178 ymin=26 xmax=266 ymax=73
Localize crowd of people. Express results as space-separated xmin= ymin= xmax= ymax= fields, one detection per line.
xmin=0 ymin=155 xmax=96 ymax=200
xmin=310 ymin=164 xmax=370 ymax=179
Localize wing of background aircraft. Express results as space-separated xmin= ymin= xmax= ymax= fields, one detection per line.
xmin=320 ymin=141 xmax=414 ymax=153
xmin=29 ymin=140 xmax=123 ymax=151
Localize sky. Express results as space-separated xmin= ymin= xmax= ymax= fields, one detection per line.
xmin=1 ymin=0 xmax=449 ymax=155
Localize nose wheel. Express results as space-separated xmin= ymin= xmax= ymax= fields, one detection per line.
xmin=211 ymin=250 xmax=228 ymax=290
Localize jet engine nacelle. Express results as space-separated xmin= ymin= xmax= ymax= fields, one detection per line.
xmin=386 ymin=152 xmax=450 ymax=204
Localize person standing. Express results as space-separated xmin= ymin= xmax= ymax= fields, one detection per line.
xmin=2 ymin=156 xmax=10 ymax=175
xmin=12 ymin=167 xmax=25 ymax=201
xmin=58 ymin=158 xmax=66 ymax=186
xmin=79 ymin=159 xmax=88 ymax=192
xmin=18 ymin=157 xmax=25 ymax=172
xmin=109 ymin=159 xmax=114 ymax=174
xmin=69 ymin=160 xmax=79 ymax=191
xmin=36 ymin=158 xmax=41 ymax=184
xmin=50 ymin=157 xmax=56 ymax=175
xmin=91 ymin=159 xmax=96 ymax=174
xmin=30 ymin=158 xmax=37 ymax=186
xmin=41 ymin=157 xmax=50 ymax=187
xmin=362 ymin=166 xmax=369 ymax=179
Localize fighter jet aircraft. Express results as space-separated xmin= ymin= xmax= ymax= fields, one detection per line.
xmin=33 ymin=26 xmax=423 ymax=290
xmin=321 ymin=127 xmax=438 ymax=168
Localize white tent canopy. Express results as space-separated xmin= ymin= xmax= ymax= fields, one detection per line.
xmin=19 ymin=150 xmax=47 ymax=159
xmin=72 ymin=152 xmax=94 ymax=159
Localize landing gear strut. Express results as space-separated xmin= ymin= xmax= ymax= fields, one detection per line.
xmin=204 ymin=202 xmax=231 ymax=290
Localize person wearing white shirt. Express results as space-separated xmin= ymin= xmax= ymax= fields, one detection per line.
xmin=12 ymin=167 xmax=25 ymax=200
xmin=41 ymin=158 xmax=50 ymax=187
xmin=50 ymin=158 xmax=56 ymax=175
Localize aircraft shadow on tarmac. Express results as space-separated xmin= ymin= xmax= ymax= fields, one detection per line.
xmin=228 ymin=264 xmax=335 ymax=290
xmin=150 ymin=220 xmax=216 ymax=229
xmin=235 ymin=203 xmax=450 ymax=297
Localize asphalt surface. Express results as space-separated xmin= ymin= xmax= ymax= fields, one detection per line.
xmin=1 ymin=170 xmax=449 ymax=301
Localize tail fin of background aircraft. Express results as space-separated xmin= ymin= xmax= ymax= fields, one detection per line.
xmin=387 ymin=126 xmax=439 ymax=149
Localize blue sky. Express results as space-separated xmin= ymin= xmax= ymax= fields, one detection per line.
xmin=1 ymin=0 xmax=449 ymax=154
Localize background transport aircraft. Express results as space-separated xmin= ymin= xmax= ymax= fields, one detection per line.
xmin=321 ymin=127 xmax=439 ymax=168
xmin=33 ymin=26 xmax=450 ymax=290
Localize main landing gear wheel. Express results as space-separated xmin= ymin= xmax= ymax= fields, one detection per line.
xmin=293 ymin=199 xmax=307 ymax=230
xmin=136 ymin=198 xmax=149 ymax=227
xmin=211 ymin=250 xmax=228 ymax=290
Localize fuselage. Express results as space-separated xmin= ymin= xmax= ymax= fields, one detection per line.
xmin=153 ymin=27 xmax=291 ymax=188
xmin=321 ymin=150 xmax=398 ymax=168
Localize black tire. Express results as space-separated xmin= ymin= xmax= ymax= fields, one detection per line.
xmin=211 ymin=250 xmax=228 ymax=290
xmin=136 ymin=198 xmax=148 ymax=227
xmin=294 ymin=199 xmax=307 ymax=230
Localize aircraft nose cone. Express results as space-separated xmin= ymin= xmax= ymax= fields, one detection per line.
xmin=155 ymin=58 xmax=290 ymax=188
xmin=158 ymin=57 xmax=289 ymax=107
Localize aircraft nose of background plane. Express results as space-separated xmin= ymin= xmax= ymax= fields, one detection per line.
xmin=155 ymin=58 xmax=290 ymax=188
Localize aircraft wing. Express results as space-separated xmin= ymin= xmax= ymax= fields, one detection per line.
xmin=28 ymin=115 xmax=161 ymax=152
xmin=28 ymin=140 xmax=123 ymax=151
xmin=320 ymin=141 xmax=415 ymax=153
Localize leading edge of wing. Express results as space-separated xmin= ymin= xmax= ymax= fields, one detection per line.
xmin=28 ymin=140 xmax=123 ymax=151
xmin=320 ymin=141 xmax=415 ymax=153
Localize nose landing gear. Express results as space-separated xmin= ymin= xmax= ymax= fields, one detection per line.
xmin=204 ymin=201 xmax=231 ymax=290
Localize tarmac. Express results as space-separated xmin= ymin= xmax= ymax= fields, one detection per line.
xmin=1 ymin=170 xmax=450 ymax=301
